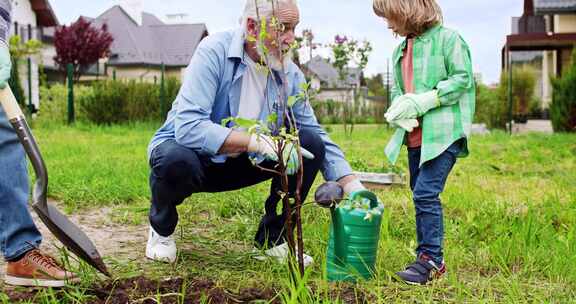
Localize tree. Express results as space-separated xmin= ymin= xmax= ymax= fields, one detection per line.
xmin=498 ymin=64 xmax=537 ymax=122
xmin=550 ymin=50 xmax=576 ymax=132
xmin=366 ymin=73 xmax=387 ymax=97
xmin=54 ymin=17 xmax=113 ymax=80
xmin=229 ymin=0 xmax=315 ymax=279
xmin=9 ymin=35 xmax=43 ymax=111
xmin=329 ymin=35 xmax=372 ymax=136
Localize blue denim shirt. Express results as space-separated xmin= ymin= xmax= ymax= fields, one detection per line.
xmin=148 ymin=28 xmax=353 ymax=181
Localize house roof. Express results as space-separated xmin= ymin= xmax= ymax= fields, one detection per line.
xmin=31 ymin=0 xmax=58 ymax=26
xmin=89 ymin=6 xmax=208 ymax=67
xmin=44 ymin=5 xmax=206 ymax=68
xmin=304 ymin=56 xmax=362 ymax=88
xmin=534 ymin=0 xmax=576 ymax=14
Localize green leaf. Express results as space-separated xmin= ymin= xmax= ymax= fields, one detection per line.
xmin=221 ymin=117 xmax=233 ymax=127
xmin=287 ymin=96 xmax=297 ymax=107
xmin=267 ymin=113 xmax=278 ymax=124
xmin=233 ymin=117 xmax=260 ymax=129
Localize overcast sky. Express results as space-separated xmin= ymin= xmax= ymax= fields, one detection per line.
xmin=49 ymin=0 xmax=525 ymax=84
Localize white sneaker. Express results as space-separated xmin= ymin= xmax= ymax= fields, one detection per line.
xmin=146 ymin=226 xmax=177 ymax=263
xmin=253 ymin=243 xmax=314 ymax=268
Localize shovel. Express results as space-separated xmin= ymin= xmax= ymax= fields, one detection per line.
xmin=0 ymin=86 xmax=110 ymax=277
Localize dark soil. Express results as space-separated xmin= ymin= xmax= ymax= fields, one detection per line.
xmin=3 ymin=276 xmax=370 ymax=303
xmin=4 ymin=276 xmax=279 ymax=304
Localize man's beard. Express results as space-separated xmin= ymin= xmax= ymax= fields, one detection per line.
xmin=256 ymin=44 xmax=293 ymax=72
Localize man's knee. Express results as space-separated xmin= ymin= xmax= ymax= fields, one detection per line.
xmin=298 ymin=129 xmax=326 ymax=162
xmin=151 ymin=142 xmax=203 ymax=185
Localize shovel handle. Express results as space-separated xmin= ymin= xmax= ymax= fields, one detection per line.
xmin=0 ymin=86 xmax=25 ymax=120
xmin=0 ymin=86 xmax=48 ymax=210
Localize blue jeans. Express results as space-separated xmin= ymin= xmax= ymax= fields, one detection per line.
xmin=408 ymin=139 xmax=462 ymax=264
xmin=0 ymin=108 xmax=42 ymax=261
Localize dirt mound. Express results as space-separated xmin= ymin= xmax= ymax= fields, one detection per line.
xmin=5 ymin=276 xmax=279 ymax=304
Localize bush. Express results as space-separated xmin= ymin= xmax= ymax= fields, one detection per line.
xmin=124 ymin=81 xmax=159 ymax=122
xmin=77 ymin=78 xmax=182 ymax=125
xmin=498 ymin=64 xmax=537 ymax=121
xmin=311 ymin=99 xmax=385 ymax=125
xmin=475 ymin=83 xmax=507 ymax=129
xmin=550 ymin=51 xmax=576 ymax=132
xmin=80 ymin=81 xmax=128 ymax=125
xmin=36 ymin=84 xmax=93 ymax=126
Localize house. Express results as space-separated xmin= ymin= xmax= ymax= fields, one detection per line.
xmin=303 ymin=55 xmax=364 ymax=104
xmin=10 ymin=0 xmax=58 ymax=111
xmin=503 ymin=0 xmax=576 ymax=110
xmin=42 ymin=4 xmax=208 ymax=83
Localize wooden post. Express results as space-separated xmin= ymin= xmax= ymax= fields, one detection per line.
xmin=160 ymin=63 xmax=166 ymax=119
xmin=507 ymin=48 xmax=513 ymax=134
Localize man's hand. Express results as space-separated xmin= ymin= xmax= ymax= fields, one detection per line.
xmin=339 ymin=176 xmax=366 ymax=195
xmin=0 ymin=43 xmax=11 ymax=89
xmin=247 ymin=134 xmax=314 ymax=175
xmin=247 ymin=134 xmax=277 ymax=160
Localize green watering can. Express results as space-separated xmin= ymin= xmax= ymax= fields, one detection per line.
xmin=315 ymin=182 xmax=385 ymax=282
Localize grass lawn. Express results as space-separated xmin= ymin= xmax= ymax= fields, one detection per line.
xmin=2 ymin=123 xmax=575 ymax=303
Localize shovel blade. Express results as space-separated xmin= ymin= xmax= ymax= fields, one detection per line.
xmin=33 ymin=203 xmax=110 ymax=277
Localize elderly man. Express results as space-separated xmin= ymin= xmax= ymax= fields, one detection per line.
xmin=0 ymin=0 xmax=77 ymax=287
xmin=146 ymin=0 xmax=369 ymax=266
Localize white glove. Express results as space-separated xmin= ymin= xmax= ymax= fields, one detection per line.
xmin=247 ymin=134 xmax=277 ymax=160
xmin=342 ymin=178 xmax=366 ymax=196
xmin=247 ymin=134 xmax=314 ymax=175
xmin=389 ymin=118 xmax=419 ymax=132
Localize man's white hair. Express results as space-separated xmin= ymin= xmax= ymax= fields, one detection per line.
xmin=240 ymin=0 xmax=297 ymax=27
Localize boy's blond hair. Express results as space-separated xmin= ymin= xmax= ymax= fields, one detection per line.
xmin=373 ymin=0 xmax=443 ymax=36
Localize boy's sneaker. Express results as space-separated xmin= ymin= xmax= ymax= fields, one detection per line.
xmin=5 ymin=249 xmax=78 ymax=287
xmin=395 ymin=253 xmax=446 ymax=285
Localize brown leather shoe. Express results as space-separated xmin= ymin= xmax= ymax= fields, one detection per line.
xmin=4 ymin=249 xmax=79 ymax=287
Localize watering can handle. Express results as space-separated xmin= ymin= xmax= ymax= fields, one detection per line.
xmin=331 ymin=208 xmax=348 ymax=264
xmin=349 ymin=190 xmax=379 ymax=209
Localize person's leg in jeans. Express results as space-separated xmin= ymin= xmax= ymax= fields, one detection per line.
xmin=407 ymin=147 xmax=421 ymax=191
xmin=0 ymin=108 xmax=42 ymax=262
xmin=397 ymin=139 xmax=462 ymax=284
xmin=412 ymin=140 xmax=461 ymax=264
xmin=149 ymin=128 xmax=326 ymax=244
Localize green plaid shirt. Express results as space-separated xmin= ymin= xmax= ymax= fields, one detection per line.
xmin=385 ymin=25 xmax=476 ymax=166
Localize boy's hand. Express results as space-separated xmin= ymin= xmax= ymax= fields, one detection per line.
xmin=385 ymin=94 xmax=419 ymax=121
xmin=385 ymin=90 xmax=440 ymax=121
xmin=389 ymin=118 xmax=419 ymax=132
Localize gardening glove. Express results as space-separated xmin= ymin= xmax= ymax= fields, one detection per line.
xmin=384 ymin=95 xmax=420 ymax=121
xmin=0 ymin=43 xmax=11 ymax=89
xmin=247 ymin=134 xmax=314 ymax=175
xmin=342 ymin=178 xmax=366 ymax=196
xmin=388 ymin=118 xmax=419 ymax=132
xmin=385 ymin=90 xmax=440 ymax=121
xmin=283 ymin=141 xmax=314 ymax=175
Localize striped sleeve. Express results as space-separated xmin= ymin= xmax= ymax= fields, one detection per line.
xmin=0 ymin=0 xmax=11 ymax=45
